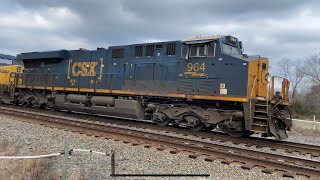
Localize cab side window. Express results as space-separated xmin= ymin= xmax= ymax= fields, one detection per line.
xmin=189 ymin=44 xmax=211 ymax=57
xmin=190 ymin=46 xmax=198 ymax=57
xmin=207 ymin=43 xmax=215 ymax=57
xmin=199 ymin=45 xmax=206 ymax=56
xmin=262 ymin=63 xmax=267 ymax=70
xmin=181 ymin=42 xmax=216 ymax=59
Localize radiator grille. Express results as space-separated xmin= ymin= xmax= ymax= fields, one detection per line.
xmin=198 ymin=79 xmax=216 ymax=95
xmin=177 ymin=79 xmax=193 ymax=93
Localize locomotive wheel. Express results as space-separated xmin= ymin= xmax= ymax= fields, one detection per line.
xmin=189 ymin=123 xmax=205 ymax=131
xmin=152 ymin=112 xmax=170 ymax=126
xmin=221 ymin=120 xmax=245 ymax=137
xmin=184 ymin=115 xmax=204 ymax=131
xmin=13 ymin=101 xmax=19 ymax=106
xmin=156 ymin=118 xmax=170 ymax=126
xmin=35 ymin=103 xmax=45 ymax=109
xmin=203 ymin=125 xmax=215 ymax=132
xmin=226 ymin=130 xmax=245 ymax=138
xmin=22 ymin=102 xmax=30 ymax=107
xmin=242 ymin=131 xmax=255 ymax=138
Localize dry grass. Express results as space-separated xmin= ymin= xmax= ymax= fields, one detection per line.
xmin=0 ymin=140 xmax=87 ymax=180
xmin=0 ymin=140 xmax=58 ymax=180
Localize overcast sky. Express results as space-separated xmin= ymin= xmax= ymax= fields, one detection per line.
xmin=1 ymin=0 xmax=320 ymax=70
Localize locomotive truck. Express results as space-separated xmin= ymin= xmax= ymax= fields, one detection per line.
xmin=0 ymin=35 xmax=292 ymax=140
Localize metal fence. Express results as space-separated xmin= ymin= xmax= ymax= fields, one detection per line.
xmin=0 ymin=136 xmax=210 ymax=179
xmin=0 ymin=136 xmax=111 ymax=180
xmin=293 ymin=115 xmax=320 ymax=131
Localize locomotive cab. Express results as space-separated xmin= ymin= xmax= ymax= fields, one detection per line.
xmin=179 ymin=35 xmax=291 ymax=139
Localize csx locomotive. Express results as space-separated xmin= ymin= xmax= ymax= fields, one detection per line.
xmin=0 ymin=35 xmax=292 ymax=140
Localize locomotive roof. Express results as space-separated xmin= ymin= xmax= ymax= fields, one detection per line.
xmin=17 ymin=50 xmax=69 ymax=60
xmin=16 ymin=35 xmax=266 ymax=61
xmin=182 ymin=35 xmax=223 ymax=42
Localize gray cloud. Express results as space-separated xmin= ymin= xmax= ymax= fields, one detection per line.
xmin=1 ymin=0 xmax=320 ymax=73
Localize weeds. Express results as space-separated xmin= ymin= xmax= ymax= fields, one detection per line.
xmin=0 ymin=140 xmax=58 ymax=180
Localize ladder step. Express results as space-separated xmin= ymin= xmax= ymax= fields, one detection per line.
xmin=252 ymin=126 xmax=267 ymax=132
xmin=251 ymin=130 xmax=267 ymax=133
xmin=253 ymin=123 xmax=268 ymax=127
xmin=253 ymin=116 xmax=268 ymax=120
xmin=255 ymin=104 xmax=269 ymax=107
xmin=255 ymin=107 xmax=268 ymax=112
xmin=254 ymin=110 xmax=268 ymax=113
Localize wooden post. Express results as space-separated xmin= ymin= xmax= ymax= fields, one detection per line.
xmin=314 ymin=115 xmax=316 ymax=130
xmin=110 ymin=151 xmax=115 ymax=176
xmin=61 ymin=136 xmax=69 ymax=180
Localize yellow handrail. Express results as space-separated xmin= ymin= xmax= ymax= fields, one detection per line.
xmin=270 ymin=76 xmax=290 ymax=102
xmin=249 ymin=76 xmax=258 ymax=120
xmin=266 ymin=81 xmax=269 ymax=113
xmin=271 ymin=76 xmax=275 ymax=100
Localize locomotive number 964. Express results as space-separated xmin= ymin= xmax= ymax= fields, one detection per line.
xmin=187 ymin=63 xmax=206 ymax=72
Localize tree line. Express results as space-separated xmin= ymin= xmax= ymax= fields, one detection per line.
xmin=277 ymin=52 xmax=320 ymax=118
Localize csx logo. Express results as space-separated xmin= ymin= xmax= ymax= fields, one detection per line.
xmin=72 ymin=61 xmax=98 ymax=77
xmin=67 ymin=59 xmax=99 ymax=77
xmin=67 ymin=59 xmax=104 ymax=85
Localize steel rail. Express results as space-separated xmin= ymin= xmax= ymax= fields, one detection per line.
xmin=0 ymin=105 xmax=319 ymax=156
xmin=0 ymin=107 xmax=320 ymax=178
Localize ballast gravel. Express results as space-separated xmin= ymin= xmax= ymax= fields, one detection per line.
xmin=97 ymin=121 xmax=320 ymax=162
xmin=0 ymin=116 xmax=311 ymax=180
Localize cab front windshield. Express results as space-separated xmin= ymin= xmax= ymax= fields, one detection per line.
xmin=222 ymin=43 xmax=241 ymax=55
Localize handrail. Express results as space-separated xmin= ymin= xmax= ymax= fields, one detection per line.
xmin=270 ymin=76 xmax=290 ymax=102
xmin=250 ymin=76 xmax=257 ymax=98
xmin=266 ymin=81 xmax=269 ymax=113
xmin=249 ymin=76 xmax=258 ymax=120
xmin=271 ymin=76 xmax=275 ymax=100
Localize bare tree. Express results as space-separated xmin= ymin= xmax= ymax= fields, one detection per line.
xmin=305 ymin=85 xmax=320 ymax=116
xmin=278 ymin=58 xmax=305 ymax=103
xmin=304 ymin=53 xmax=320 ymax=86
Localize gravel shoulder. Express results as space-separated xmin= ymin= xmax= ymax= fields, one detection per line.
xmin=286 ymin=126 xmax=320 ymax=145
xmin=0 ymin=116 xmax=311 ymax=180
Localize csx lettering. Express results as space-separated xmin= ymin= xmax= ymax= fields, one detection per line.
xmin=187 ymin=63 xmax=206 ymax=72
xmin=72 ymin=61 xmax=98 ymax=77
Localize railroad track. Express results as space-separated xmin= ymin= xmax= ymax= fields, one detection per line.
xmin=0 ymin=105 xmax=318 ymax=158
xmin=0 ymin=106 xmax=320 ymax=178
